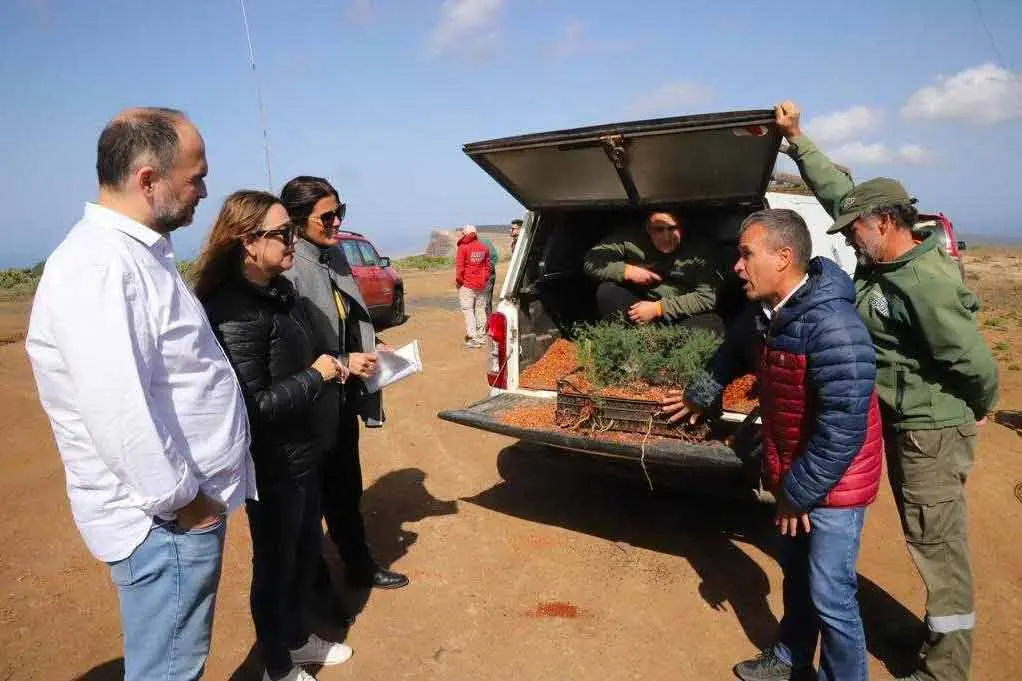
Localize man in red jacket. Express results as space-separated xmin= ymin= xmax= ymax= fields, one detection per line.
xmin=662 ymin=209 xmax=883 ymax=681
xmin=455 ymin=225 xmax=493 ymax=349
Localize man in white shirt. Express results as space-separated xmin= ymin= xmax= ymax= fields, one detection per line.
xmin=26 ymin=108 xmax=252 ymax=681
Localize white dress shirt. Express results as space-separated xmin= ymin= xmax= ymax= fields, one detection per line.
xmin=26 ymin=203 xmax=254 ymax=562
xmin=762 ymin=274 xmax=810 ymax=321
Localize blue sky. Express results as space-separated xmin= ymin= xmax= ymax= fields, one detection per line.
xmin=1 ymin=0 xmax=1020 ymax=267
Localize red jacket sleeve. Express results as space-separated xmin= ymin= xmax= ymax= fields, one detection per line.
xmin=455 ymin=245 xmax=466 ymax=285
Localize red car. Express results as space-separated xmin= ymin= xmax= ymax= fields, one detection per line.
xmin=914 ymin=212 xmax=967 ymax=279
xmin=337 ymin=230 xmax=405 ymax=325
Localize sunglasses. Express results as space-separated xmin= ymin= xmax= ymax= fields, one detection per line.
xmin=648 ymin=223 xmax=681 ymax=234
xmin=252 ymin=222 xmax=297 ymax=247
xmin=312 ymin=204 xmax=347 ymax=228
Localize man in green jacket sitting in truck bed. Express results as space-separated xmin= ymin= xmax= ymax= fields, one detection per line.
xmin=772 ymin=100 xmax=999 ymax=681
xmin=583 ymin=211 xmax=718 ymax=326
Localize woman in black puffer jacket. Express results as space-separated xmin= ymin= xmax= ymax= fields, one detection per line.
xmin=193 ymin=191 xmax=352 ymax=681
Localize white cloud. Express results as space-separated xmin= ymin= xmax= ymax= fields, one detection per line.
xmin=901 ymin=63 xmax=1022 ymax=124
xmin=428 ymin=0 xmax=505 ymax=57
xmin=803 ymin=106 xmax=883 ymax=146
xmin=627 ymin=82 xmax=712 ymax=118
xmin=897 ymin=144 xmax=930 ymax=164
xmin=801 ymin=105 xmax=930 ymax=166
xmin=829 ymin=141 xmax=930 ymax=166
xmin=830 ymin=141 xmax=890 ymax=164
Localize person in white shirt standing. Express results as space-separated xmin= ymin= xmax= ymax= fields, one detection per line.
xmin=25 ymin=107 xmax=253 ymax=681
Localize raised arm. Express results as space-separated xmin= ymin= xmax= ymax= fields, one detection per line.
xmin=775 ymin=101 xmax=855 ymax=218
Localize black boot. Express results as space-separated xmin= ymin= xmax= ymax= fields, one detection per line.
xmin=734 ymin=649 xmax=814 ymax=681
xmin=347 ymin=565 xmax=410 ymax=590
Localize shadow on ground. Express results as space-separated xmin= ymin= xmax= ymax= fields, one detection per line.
xmin=229 ymin=467 xmax=457 ymax=680
xmin=463 ymin=442 xmax=922 ymax=676
xmin=318 ymin=467 xmax=459 ymax=633
xmin=72 ymin=659 xmax=124 ymax=681
xmin=362 ymin=468 xmax=459 ymax=570
xmin=994 ymin=409 xmax=1022 ymax=435
xmin=406 ymin=295 xmax=459 ymax=312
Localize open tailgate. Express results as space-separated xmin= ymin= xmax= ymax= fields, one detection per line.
xmin=437 ymin=393 xmax=743 ymax=470
xmin=463 ymin=109 xmax=780 ymax=210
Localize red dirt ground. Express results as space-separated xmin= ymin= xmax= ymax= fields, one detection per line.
xmin=1 ymin=260 xmax=1021 ymax=680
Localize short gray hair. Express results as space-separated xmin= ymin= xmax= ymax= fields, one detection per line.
xmin=740 ymin=209 xmax=812 ymax=272
xmin=96 ymin=107 xmax=187 ymax=188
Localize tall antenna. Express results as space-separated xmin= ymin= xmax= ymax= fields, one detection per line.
xmin=239 ymin=0 xmax=273 ymax=190
xmin=971 ymin=0 xmax=1005 ymax=66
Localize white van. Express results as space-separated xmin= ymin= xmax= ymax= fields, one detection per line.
xmin=439 ymin=110 xmax=854 ymax=488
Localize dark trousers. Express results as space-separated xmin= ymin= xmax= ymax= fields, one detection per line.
xmin=321 ymin=410 xmax=374 ymax=576
xmin=247 ymin=472 xmax=322 ymax=676
xmin=595 ymin=280 xmax=724 ymax=333
xmin=484 ymin=278 xmax=495 ymax=319
xmin=595 ymin=281 xmax=644 ymax=321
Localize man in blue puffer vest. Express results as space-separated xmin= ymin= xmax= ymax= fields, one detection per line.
xmin=661 ymin=209 xmax=883 ymax=681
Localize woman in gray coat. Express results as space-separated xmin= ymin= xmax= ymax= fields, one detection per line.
xmin=280 ymin=176 xmax=409 ymax=605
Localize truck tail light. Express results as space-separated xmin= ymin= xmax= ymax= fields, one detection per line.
xmin=487 ymin=312 xmax=508 ymax=389
xmin=939 ymin=214 xmax=960 ymax=258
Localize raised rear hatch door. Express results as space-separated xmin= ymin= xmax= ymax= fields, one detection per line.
xmin=463 ymin=109 xmax=781 ymax=210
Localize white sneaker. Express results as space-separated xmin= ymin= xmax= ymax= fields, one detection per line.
xmin=262 ymin=667 xmax=315 ymax=681
xmin=289 ymin=634 xmax=353 ymax=666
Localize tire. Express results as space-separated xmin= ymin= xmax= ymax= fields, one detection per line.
xmin=388 ymin=288 xmax=405 ymax=325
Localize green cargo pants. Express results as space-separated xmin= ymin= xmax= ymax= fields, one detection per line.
xmin=885 ymin=422 xmax=978 ymax=681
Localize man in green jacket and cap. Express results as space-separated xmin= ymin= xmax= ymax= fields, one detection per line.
xmin=480 ymin=234 xmax=500 ymax=320
xmin=583 ymin=211 xmax=719 ymax=326
xmin=775 ymin=101 xmax=999 ymax=681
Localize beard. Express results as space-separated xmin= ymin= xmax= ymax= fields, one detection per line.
xmin=856 ymin=242 xmax=885 ymax=266
xmin=153 ymin=196 xmax=196 ymax=233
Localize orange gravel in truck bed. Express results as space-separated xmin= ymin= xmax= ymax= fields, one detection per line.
xmin=498 ymin=402 xmax=558 ymax=430
xmin=722 ymin=374 xmax=759 ymax=414
xmin=519 ymin=339 xmax=579 ymax=390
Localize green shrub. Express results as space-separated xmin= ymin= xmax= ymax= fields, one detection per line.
xmin=393 ymin=255 xmax=454 ymax=271
xmin=0 ymin=266 xmax=41 ymax=296
xmin=176 ymin=259 xmax=193 ymax=278
xmin=574 ymin=322 xmax=721 ymax=388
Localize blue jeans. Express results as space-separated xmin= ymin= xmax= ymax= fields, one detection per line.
xmin=774 ymin=506 xmax=868 ymax=681
xmin=108 ymin=516 xmax=227 ymax=681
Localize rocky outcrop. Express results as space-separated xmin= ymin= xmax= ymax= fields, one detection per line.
xmin=424 ymin=225 xmax=513 ymax=259
xmin=425 ymin=229 xmax=456 ymax=257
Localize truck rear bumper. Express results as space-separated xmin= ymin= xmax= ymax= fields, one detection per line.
xmin=438 ymin=392 xmax=745 ymax=470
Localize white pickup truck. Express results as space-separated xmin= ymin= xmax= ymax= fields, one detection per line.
xmin=438 ymin=109 xmax=855 ymax=490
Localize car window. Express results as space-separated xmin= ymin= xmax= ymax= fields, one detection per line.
xmin=357 ymin=241 xmax=381 ymax=266
xmin=341 ymin=241 xmax=365 ymax=267
xmin=913 ymin=221 xmax=949 ymax=249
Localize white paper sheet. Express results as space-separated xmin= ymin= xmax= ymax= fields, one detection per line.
xmin=363 ymin=340 xmax=423 ymax=394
